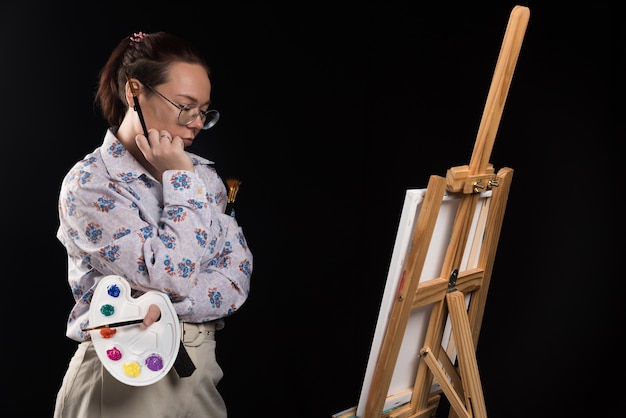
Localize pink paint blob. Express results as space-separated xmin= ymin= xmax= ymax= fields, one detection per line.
xmin=106 ymin=347 xmax=122 ymax=361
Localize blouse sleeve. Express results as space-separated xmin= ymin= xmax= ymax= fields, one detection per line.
xmin=58 ymin=164 xmax=253 ymax=323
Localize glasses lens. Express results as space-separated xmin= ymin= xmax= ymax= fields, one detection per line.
xmin=179 ymin=108 xmax=220 ymax=130
xmin=202 ymin=110 xmax=220 ymax=130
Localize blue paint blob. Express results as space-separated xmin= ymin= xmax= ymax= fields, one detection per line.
xmin=107 ymin=284 xmax=121 ymax=298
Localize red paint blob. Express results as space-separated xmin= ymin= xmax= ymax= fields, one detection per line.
xmin=100 ymin=328 xmax=117 ymax=338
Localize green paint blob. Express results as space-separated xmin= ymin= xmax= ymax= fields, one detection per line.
xmin=100 ymin=304 xmax=115 ymax=316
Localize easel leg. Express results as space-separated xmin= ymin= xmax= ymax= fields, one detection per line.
xmin=446 ymin=290 xmax=487 ymax=418
xmin=419 ymin=348 xmax=470 ymax=418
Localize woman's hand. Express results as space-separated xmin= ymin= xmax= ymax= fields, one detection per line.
xmin=142 ymin=303 xmax=162 ymax=327
xmin=135 ymin=129 xmax=195 ymax=179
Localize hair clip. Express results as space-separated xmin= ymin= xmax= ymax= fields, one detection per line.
xmin=129 ymin=31 xmax=146 ymax=44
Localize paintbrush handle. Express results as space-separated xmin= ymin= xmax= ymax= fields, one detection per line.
xmin=125 ymin=72 xmax=149 ymax=137
xmin=83 ymin=318 xmax=144 ymax=331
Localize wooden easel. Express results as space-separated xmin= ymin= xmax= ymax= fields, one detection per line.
xmin=361 ymin=6 xmax=530 ymax=418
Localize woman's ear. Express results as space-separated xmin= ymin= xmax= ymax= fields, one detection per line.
xmin=124 ymin=78 xmax=142 ymax=108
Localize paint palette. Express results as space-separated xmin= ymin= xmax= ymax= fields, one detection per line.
xmin=88 ymin=275 xmax=180 ymax=386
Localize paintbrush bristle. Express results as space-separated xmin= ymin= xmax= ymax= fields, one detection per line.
xmin=226 ymin=178 xmax=241 ymax=204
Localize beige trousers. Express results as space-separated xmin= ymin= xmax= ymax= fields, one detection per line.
xmin=54 ymin=323 xmax=226 ymax=418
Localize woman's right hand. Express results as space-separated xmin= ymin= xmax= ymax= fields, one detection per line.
xmin=135 ymin=129 xmax=194 ymax=179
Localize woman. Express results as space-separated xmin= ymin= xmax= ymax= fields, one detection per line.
xmin=54 ymin=31 xmax=253 ymax=417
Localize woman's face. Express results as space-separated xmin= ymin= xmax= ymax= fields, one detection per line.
xmin=140 ymin=62 xmax=213 ymax=148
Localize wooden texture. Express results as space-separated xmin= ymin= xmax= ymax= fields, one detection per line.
xmin=361 ymin=5 xmax=529 ymax=418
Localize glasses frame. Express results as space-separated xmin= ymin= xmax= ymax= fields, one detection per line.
xmin=143 ymin=83 xmax=220 ymax=130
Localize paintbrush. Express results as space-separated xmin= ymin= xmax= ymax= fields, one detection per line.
xmin=125 ymin=72 xmax=149 ymax=137
xmin=225 ymin=178 xmax=241 ymax=217
xmin=82 ymin=318 xmax=144 ymax=332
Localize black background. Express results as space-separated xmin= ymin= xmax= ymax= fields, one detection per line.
xmin=2 ymin=1 xmax=621 ymax=417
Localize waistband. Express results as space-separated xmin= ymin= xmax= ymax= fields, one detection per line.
xmin=181 ymin=322 xmax=216 ymax=347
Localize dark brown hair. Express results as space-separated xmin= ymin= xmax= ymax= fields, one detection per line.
xmin=95 ymin=31 xmax=211 ymax=127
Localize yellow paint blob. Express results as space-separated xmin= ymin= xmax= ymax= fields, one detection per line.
xmin=123 ymin=361 xmax=141 ymax=377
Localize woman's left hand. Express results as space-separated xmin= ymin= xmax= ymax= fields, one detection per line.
xmin=142 ymin=303 xmax=162 ymax=327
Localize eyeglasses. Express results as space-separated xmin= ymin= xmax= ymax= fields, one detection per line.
xmin=143 ymin=83 xmax=220 ymax=130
